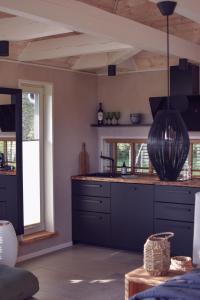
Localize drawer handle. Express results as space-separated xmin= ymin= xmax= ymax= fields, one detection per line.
xmin=170 ymin=224 xmax=192 ymax=230
xmin=81 ymin=199 xmax=103 ymax=204
xmin=165 ymin=205 xmax=193 ymax=212
xmin=0 ymin=186 xmax=6 ymax=190
xmin=79 ymin=214 xmax=100 ymax=219
xmin=82 ymin=184 xmax=102 ymax=188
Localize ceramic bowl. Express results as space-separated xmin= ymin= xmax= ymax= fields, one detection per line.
xmin=130 ymin=113 xmax=142 ymax=125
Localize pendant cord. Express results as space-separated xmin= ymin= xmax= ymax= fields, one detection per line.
xmin=167 ymin=15 xmax=170 ymax=109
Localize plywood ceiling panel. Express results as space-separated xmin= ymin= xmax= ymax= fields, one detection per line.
xmin=78 ymin=0 xmax=200 ymax=44
xmin=1 ymin=0 xmax=200 ymax=72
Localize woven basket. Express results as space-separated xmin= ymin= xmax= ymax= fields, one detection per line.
xmin=144 ymin=232 xmax=174 ymax=276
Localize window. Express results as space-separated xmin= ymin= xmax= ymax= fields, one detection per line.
xmin=134 ymin=143 xmax=150 ymax=174
xmin=104 ymin=139 xmax=200 ymax=178
xmin=116 ymin=143 xmax=131 ymax=172
xmin=22 ymin=85 xmax=44 ymax=233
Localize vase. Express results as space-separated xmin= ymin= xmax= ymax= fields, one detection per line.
xmin=0 ymin=221 xmax=18 ymax=267
xmin=144 ymin=232 xmax=174 ymax=276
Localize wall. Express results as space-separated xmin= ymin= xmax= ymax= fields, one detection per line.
xmin=97 ymin=71 xmax=167 ymax=125
xmin=0 ymin=61 xmax=98 ymax=256
xmin=96 ymin=70 xmax=200 ymax=166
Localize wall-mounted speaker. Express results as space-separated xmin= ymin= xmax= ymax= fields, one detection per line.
xmin=0 ymin=41 xmax=9 ymax=56
xmin=108 ymin=65 xmax=116 ymax=76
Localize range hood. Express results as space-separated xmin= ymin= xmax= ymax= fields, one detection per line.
xmin=149 ymin=59 xmax=200 ymax=131
xmin=170 ymin=58 xmax=199 ymax=96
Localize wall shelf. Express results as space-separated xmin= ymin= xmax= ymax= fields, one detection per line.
xmin=90 ymin=124 xmax=152 ymax=127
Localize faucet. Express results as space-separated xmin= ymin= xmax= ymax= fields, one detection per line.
xmin=100 ymin=152 xmax=115 ymax=174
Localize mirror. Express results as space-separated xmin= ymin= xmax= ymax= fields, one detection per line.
xmin=0 ymin=94 xmax=16 ymax=172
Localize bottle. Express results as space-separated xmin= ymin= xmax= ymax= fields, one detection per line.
xmin=121 ymin=162 xmax=127 ymax=175
xmin=97 ymin=102 xmax=104 ymax=126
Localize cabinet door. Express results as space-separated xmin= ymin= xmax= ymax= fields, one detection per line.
xmin=72 ymin=180 xmax=110 ymax=197
xmin=154 ymin=219 xmax=193 ymax=256
xmin=155 ymin=186 xmax=199 ymax=205
xmin=111 ymin=183 xmax=154 ymax=251
xmin=155 ymin=202 xmax=194 ymax=222
xmin=73 ymin=211 xmax=110 ymax=246
xmin=0 ymin=176 xmax=18 ymax=230
xmin=73 ymin=195 xmax=110 ymax=213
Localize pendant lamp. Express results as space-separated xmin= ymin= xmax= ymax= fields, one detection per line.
xmin=147 ymin=1 xmax=190 ymax=181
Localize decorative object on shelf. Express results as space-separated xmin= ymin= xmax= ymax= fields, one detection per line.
xmin=130 ymin=113 xmax=142 ymax=125
xmin=97 ymin=102 xmax=104 ymax=126
xmin=79 ymin=142 xmax=89 ymax=175
xmin=0 ymin=221 xmax=18 ymax=267
xmin=144 ymin=232 xmax=174 ymax=276
xmin=104 ymin=112 xmax=109 ymax=125
xmin=114 ymin=112 xmax=121 ymax=125
xmin=108 ymin=65 xmax=116 ymax=76
xmin=91 ymin=123 xmax=151 ymax=127
xmin=147 ymin=0 xmax=190 ymax=181
xmin=171 ymin=256 xmax=192 ymax=272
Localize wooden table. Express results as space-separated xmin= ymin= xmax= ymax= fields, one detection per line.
xmin=125 ymin=266 xmax=185 ymax=300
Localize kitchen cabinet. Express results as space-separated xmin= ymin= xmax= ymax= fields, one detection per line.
xmin=111 ymin=183 xmax=154 ymax=251
xmin=72 ymin=178 xmax=199 ymax=255
xmin=154 ymin=185 xmax=199 ymax=256
xmin=0 ymin=175 xmax=18 ymax=229
xmin=72 ymin=180 xmax=111 ymax=246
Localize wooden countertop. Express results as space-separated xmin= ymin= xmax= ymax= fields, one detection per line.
xmin=71 ymin=175 xmax=200 ymax=188
xmin=0 ymin=170 xmax=16 ymax=176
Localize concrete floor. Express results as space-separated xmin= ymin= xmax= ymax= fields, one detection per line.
xmin=18 ymin=244 xmax=143 ymax=300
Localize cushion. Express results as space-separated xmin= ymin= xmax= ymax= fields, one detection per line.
xmin=0 ymin=264 xmax=39 ymax=300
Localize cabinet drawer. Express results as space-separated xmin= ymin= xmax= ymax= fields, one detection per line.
xmin=155 ymin=202 xmax=194 ymax=222
xmin=73 ymin=211 xmax=110 ymax=246
xmin=0 ymin=202 xmax=7 ymax=219
xmin=73 ymin=195 xmax=110 ymax=213
xmin=0 ymin=175 xmax=16 ymax=202
xmin=154 ymin=219 xmax=193 ymax=256
xmin=155 ymin=186 xmax=198 ymax=204
xmin=72 ymin=180 xmax=110 ymax=197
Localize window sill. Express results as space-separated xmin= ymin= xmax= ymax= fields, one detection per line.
xmin=19 ymin=230 xmax=57 ymax=245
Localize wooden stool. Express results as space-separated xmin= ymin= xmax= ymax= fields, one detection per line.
xmin=125 ymin=266 xmax=185 ymax=300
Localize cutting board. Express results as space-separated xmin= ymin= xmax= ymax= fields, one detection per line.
xmin=79 ymin=142 xmax=89 ymax=175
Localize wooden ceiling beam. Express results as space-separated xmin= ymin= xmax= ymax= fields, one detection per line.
xmin=0 ymin=0 xmax=200 ymax=62
xmin=18 ymin=34 xmax=132 ymax=61
xmin=0 ymin=16 xmax=72 ymax=41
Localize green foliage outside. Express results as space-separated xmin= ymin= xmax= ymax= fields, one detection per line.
xmin=22 ymin=93 xmax=35 ymax=141
xmin=117 ymin=143 xmax=131 ymax=167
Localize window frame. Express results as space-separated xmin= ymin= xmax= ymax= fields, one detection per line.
xmin=104 ymin=138 xmax=200 ymax=178
xmin=21 ymin=84 xmax=45 ymax=235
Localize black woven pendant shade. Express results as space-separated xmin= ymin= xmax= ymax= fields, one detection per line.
xmin=147 ymin=110 xmax=189 ymax=181
xmin=147 ymin=1 xmax=190 ymax=181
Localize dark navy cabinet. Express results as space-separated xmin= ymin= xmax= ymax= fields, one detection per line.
xmin=154 ymin=185 xmax=199 ymax=256
xmin=72 ymin=179 xmax=199 ymax=255
xmin=111 ymin=183 xmax=154 ymax=251
xmin=0 ymin=175 xmax=18 ymax=229
xmin=72 ymin=180 xmax=111 ymax=246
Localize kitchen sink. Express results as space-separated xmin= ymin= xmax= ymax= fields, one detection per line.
xmin=85 ymin=172 xmax=139 ymax=178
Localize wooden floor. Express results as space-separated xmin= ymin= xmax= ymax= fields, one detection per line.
xmin=18 ymin=244 xmax=143 ymax=300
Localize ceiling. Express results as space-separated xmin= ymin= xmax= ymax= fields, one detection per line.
xmin=0 ymin=0 xmax=199 ymax=74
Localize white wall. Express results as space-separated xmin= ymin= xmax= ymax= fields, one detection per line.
xmin=0 ymin=61 xmax=98 ymax=256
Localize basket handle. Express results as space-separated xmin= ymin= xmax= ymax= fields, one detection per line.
xmin=148 ymin=232 xmax=174 ymax=240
